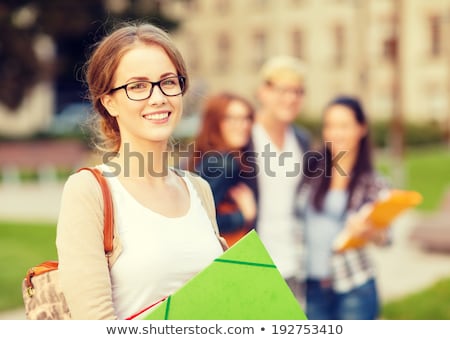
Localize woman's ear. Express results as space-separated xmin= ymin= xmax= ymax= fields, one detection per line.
xmin=100 ymin=94 xmax=118 ymax=117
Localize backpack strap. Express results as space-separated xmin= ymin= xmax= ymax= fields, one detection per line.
xmin=185 ymin=171 xmax=220 ymax=236
xmin=76 ymin=167 xmax=114 ymax=255
xmin=185 ymin=171 xmax=228 ymax=251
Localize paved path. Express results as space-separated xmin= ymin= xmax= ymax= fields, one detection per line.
xmin=1 ymin=185 xmax=450 ymax=319
xmin=0 ymin=182 xmax=64 ymax=222
xmin=371 ymin=211 xmax=450 ymax=302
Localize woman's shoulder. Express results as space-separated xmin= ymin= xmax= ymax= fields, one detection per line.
xmin=62 ymin=167 xmax=105 ymax=200
xmin=57 ymin=168 xmax=107 ymax=238
xmin=176 ymin=168 xmax=210 ymax=189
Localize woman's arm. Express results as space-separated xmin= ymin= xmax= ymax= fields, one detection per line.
xmin=345 ymin=173 xmax=393 ymax=247
xmin=56 ymin=171 xmax=117 ymax=319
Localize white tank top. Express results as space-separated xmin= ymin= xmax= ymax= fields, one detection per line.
xmin=101 ymin=167 xmax=223 ymax=319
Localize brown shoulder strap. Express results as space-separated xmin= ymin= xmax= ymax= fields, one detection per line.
xmin=77 ymin=167 xmax=114 ymax=254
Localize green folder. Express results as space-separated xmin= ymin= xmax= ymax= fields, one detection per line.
xmin=139 ymin=230 xmax=307 ymax=320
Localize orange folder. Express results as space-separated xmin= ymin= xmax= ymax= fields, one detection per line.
xmin=333 ymin=189 xmax=423 ymax=252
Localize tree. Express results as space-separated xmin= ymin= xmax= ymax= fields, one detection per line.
xmin=0 ymin=0 xmax=179 ymax=112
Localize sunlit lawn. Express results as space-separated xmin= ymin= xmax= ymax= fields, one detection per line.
xmin=0 ymin=221 xmax=56 ymax=311
xmin=381 ymin=277 xmax=450 ymax=320
xmin=376 ymin=145 xmax=450 ymax=211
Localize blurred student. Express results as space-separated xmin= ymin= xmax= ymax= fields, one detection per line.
xmin=296 ymin=95 xmax=390 ymax=320
xmin=188 ymin=92 xmax=257 ymax=246
xmin=251 ymin=55 xmax=311 ymax=301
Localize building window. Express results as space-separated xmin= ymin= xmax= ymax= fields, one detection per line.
xmin=380 ymin=17 xmax=396 ymax=62
xmin=185 ymin=0 xmax=199 ymax=12
xmin=291 ymin=0 xmax=307 ymax=6
xmin=333 ymin=24 xmax=345 ymax=67
xmin=429 ymin=15 xmax=442 ymax=57
xmin=253 ymin=0 xmax=268 ymax=10
xmin=383 ymin=36 xmax=397 ymax=62
xmin=216 ymin=33 xmax=231 ymax=73
xmin=215 ymin=0 xmax=230 ymax=13
xmin=291 ymin=29 xmax=304 ymax=59
xmin=252 ymin=31 xmax=267 ymax=69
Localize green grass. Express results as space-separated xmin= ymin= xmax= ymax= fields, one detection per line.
xmin=0 ymin=221 xmax=56 ymax=311
xmin=404 ymin=146 xmax=450 ymax=211
xmin=376 ymin=145 xmax=450 ymax=211
xmin=381 ymin=277 xmax=450 ymax=320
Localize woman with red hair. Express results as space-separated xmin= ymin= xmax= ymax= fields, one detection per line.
xmin=188 ymin=92 xmax=258 ymax=246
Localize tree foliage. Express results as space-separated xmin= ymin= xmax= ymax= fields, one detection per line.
xmin=0 ymin=0 xmax=179 ymax=111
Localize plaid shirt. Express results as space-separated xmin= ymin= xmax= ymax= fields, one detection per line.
xmin=295 ymin=172 xmax=390 ymax=292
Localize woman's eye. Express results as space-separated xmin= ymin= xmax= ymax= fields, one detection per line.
xmin=129 ymin=82 xmax=149 ymax=91
xmin=161 ymin=78 xmax=177 ymax=87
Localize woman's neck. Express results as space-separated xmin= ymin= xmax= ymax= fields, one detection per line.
xmin=113 ymin=140 xmax=170 ymax=181
xmin=257 ymin=112 xmax=289 ymax=150
xmin=330 ymin=148 xmax=358 ymax=189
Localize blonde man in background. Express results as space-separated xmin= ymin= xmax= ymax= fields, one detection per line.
xmin=250 ymin=55 xmax=311 ymax=305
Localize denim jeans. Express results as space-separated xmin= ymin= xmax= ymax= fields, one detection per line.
xmin=305 ymin=278 xmax=379 ymax=320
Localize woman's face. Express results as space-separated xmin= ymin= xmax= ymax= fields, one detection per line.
xmin=101 ymin=43 xmax=183 ymax=147
xmin=322 ymin=104 xmax=367 ymax=156
xmin=220 ymin=100 xmax=253 ymax=150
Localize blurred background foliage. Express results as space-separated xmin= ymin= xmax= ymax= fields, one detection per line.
xmin=0 ymin=0 xmax=179 ymax=112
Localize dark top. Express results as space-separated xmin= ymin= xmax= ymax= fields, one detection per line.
xmin=196 ymin=150 xmax=258 ymax=234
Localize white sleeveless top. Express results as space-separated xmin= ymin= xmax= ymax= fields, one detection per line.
xmin=100 ymin=166 xmax=223 ymax=319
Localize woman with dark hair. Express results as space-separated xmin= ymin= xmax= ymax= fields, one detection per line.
xmin=296 ymin=95 xmax=390 ymax=320
xmin=188 ymin=92 xmax=258 ymax=246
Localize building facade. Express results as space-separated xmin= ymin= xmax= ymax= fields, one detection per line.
xmin=162 ymin=0 xmax=450 ymax=124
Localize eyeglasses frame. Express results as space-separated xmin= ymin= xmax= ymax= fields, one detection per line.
xmin=109 ymin=75 xmax=186 ymax=101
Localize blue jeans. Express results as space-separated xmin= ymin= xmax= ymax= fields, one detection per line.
xmin=305 ymin=278 xmax=379 ymax=320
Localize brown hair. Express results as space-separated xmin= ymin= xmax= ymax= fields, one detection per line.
xmin=84 ymin=22 xmax=189 ymax=153
xmin=188 ymin=92 xmax=255 ymax=171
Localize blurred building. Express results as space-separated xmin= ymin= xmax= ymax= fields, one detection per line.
xmin=162 ymin=0 xmax=450 ymax=123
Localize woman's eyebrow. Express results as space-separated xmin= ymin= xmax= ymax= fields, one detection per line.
xmin=123 ymin=72 xmax=178 ymax=83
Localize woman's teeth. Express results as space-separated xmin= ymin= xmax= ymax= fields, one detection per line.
xmin=144 ymin=112 xmax=169 ymax=120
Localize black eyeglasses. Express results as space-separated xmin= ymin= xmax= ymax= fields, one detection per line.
xmin=109 ymin=75 xmax=186 ymax=101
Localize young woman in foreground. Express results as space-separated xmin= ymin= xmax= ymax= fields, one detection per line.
xmin=56 ymin=23 xmax=224 ymax=319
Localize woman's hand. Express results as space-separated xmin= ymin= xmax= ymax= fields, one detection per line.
xmin=228 ymin=183 xmax=257 ymax=223
xmin=217 ymin=236 xmax=229 ymax=251
xmin=344 ymin=204 xmax=387 ymax=244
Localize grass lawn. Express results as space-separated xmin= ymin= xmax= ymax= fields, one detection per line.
xmin=382 ymin=276 xmax=450 ymax=320
xmin=0 ymin=221 xmax=56 ymax=311
xmin=376 ymin=145 xmax=450 ymax=211
xmin=404 ymin=146 xmax=450 ymax=211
